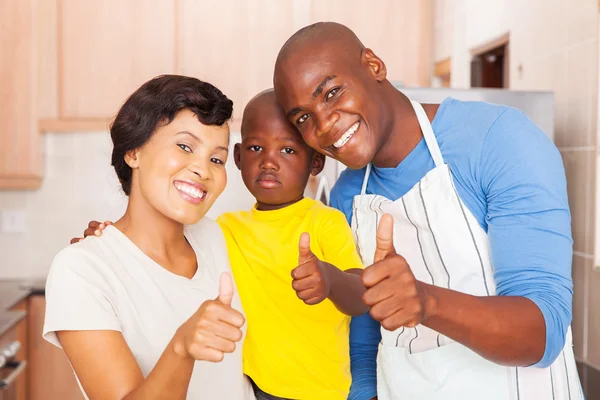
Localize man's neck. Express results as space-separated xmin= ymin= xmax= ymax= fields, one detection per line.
xmin=372 ymin=86 xmax=439 ymax=169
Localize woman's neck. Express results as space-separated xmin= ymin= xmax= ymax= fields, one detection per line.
xmin=114 ymin=191 xmax=194 ymax=274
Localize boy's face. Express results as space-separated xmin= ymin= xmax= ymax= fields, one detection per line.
xmin=274 ymin=44 xmax=388 ymax=170
xmin=235 ymin=95 xmax=325 ymax=211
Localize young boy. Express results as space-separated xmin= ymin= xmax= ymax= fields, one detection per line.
xmin=74 ymin=89 xmax=367 ymax=400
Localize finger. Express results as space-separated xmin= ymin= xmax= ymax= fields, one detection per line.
xmin=361 ymin=258 xmax=396 ymax=288
xmin=87 ymin=220 xmax=102 ymax=229
xmin=70 ymin=237 xmax=82 ymax=244
xmin=380 ymin=310 xmax=420 ymax=331
xmin=217 ymin=272 xmax=234 ymax=306
xmin=206 ymin=320 xmax=244 ymax=342
xmin=104 ymin=220 xmax=113 ymax=226
xmin=304 ymin=296 xmax=323 ymax=305
xmin=187 ymin=345 xmax=225 ymax=363
xmin=196 ymin=331 xmax=238 ymax=353
xmin=368 ymin=296 xmax=405 ymax=323
xmin=374 ymin=214 xmax=396 ymax=263
xmin=291 ymin=276 xmax=316 ymax=292
xmin=83 ymin=227 xmax=96 ymax=238
xmin=291 ymin=263 xmax=314 ymax=280
xmin=362 ymin=278 xmax=397 ymax=306
xmin=296 ymin=288 xmax=320 ymax=301
xmin=298 ymin=232 xmax=314 ymax=264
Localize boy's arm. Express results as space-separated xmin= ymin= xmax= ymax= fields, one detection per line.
xmin=291 ymin=233 xmax=368 ymax=316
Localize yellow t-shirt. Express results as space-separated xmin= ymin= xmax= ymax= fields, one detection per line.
xmin=217 ymin=198 xmax=364 ymax=400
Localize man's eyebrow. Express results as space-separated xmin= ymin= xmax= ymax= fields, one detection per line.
xmin=285 ymin=75 xmax=337 ymax=119
xmin=286 ymin=107 xmax=303 ymax=119
xmin=312 ymin=75 xmax=336 ymax=98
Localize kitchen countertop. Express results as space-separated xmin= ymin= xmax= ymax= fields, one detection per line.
xmin=0 ymin=279 xmax=46 ymax=337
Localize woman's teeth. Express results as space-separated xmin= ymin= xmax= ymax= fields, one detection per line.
xmin=333 ymin=122 xmax=360 ymax=148
xmin=174 ymin=182 xmax=206 ymax=199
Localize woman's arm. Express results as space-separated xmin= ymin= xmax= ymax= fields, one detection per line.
xmin=57 ymin=273 xmax=245 ymax=400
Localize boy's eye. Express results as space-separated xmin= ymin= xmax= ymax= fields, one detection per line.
xmin=249 ymin=145 xmax=262 ymax=152
xmin=178 ymin=144 xmax=192 ymax=153
xmin=281 ymin=148 xmax=295 ymax=155
xmin=296 ymin=114 xmax=309 ymax=125
xmin=326 ymin=87 xmax=340 ymax=101
xmin=211 ymin=157 xmax=224 ymax=165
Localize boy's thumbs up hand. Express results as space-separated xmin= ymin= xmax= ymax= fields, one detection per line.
xmin=291 ymin=233 xmax=330 ymax=305
xmin=362 ymin=214 xmax=431 ymax=331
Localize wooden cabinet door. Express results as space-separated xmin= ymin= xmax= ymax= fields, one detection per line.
xmin=0 ymin=0 xmax=42 ymax=189
xmin=178 ymin=0 xmax=297 ymax=120
xmin=59 ymin=0 xmax=176 ymax=119
xmin=28 ymin=296 xmax=83 ymax=400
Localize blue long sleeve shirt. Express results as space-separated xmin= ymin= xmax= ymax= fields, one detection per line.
xmin=340 ymin=98 xmax=573 ymax=399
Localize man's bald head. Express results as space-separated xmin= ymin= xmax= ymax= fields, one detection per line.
xmin=277 ymin=22 xmax=365 ymax=66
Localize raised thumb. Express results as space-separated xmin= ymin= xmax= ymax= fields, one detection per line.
xmin=217 ymin=272 xmax=234 ymax=306
xmin=298 ymin=232 xmax=313 ymax=263
xmin=374 ymin=214 xmax=396 ymax=262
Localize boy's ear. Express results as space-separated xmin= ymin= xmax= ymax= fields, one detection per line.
xmin=310 ymin=152 xmax=326 ymax=176
xmin=362 ymin=48 xmax=387 ymax=82
xmin=233 ymin=143 xmax=242 ymax=171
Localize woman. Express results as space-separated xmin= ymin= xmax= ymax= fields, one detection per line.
xmin=43 ymin=75 xmax=255 ymax=399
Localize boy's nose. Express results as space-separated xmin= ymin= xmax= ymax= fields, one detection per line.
xmin=259 ymin=152 xmax=279 ymax=171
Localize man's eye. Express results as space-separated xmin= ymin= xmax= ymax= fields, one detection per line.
xmin=178 ymin=144 xmax=192 ymax=153
xmin=297 ymin=114 xmax=309 ymax=125
xmin=249 ymin=145 xmax=262 ymax=152
xmin=281 ymin=148 xmax=295 ymax=154
xmin=326 ymin=87 xmax=340 ymax=100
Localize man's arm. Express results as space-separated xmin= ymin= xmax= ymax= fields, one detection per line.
xmin=363 ymin=109 xmax=573 ymax=367
xmin=348 ymin=314 xmax=380 ymax=400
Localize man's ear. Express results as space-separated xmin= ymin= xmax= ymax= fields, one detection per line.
xmin=124 ymin=149 xmax=140 ymax=169
xmin=362 ymin=48 xmax=387 ymax=82
xmin=234 ymin=143 xmax=242 ymax=171
xmin=310 ymin=152 xmax=326 ymax=176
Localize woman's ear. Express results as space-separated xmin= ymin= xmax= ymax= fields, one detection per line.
xmin=124 ymin=149 xmax=140 ymax=169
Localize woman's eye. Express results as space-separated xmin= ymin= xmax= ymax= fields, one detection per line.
xmin=326 ymin=87 xmax=340 ymax=100
xmin=281 ymin=148 xmax=295 ymax=155
xmin=211 ymin=157 xmax=224 ymax=165
xmin=249 ymin=145 xmax=262 ymax=152
xmin=297 ymin=114 xmax=309 ymax=125
xmin=178 ymin=144 xmax=192 ymax=153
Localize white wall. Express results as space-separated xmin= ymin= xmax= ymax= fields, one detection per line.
xmin=0 ymin=131 xmax=255 ymax=279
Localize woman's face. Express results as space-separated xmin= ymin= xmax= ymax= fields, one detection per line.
xmin=128 ymin=109 xmax=229 ymax=225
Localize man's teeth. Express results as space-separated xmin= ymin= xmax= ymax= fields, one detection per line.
xmin=333 ymin=122 xmax=360 ymax=148
xmin=174 ymin=182 xmax=206 ymax=199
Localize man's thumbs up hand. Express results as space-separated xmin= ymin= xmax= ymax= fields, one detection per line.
xmin=362 ymin=214 xmax=431 ymax=331
xmin=291 ymin=233 xmax=330 ymax=305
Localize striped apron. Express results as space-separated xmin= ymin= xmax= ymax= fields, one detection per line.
xmin=350 ymin=99 xmax=583 ymax=399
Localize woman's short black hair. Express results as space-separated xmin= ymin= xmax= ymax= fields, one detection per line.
xmin=110 ymin=74 xmax=233 ymax=195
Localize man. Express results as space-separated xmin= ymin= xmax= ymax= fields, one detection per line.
xmin=273 ymin=22 xmax=581 ymax=400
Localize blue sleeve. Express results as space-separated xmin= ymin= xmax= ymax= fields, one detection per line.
xmin=330 ymin=169 xmax=361 ymax=225
xmin=480 ymin=109 xmax=573 ymax=368
xmin=330 ymin=177 xmax=380 ymax=399
xmin=348 ymin=313 xmax=381 ymax=400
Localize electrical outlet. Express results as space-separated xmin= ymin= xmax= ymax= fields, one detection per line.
xmin=0 ymin=210 xmax=26 ymax=234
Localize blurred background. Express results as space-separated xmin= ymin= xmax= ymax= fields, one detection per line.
xmin=0 ymin=0 xmax=598 ymax=399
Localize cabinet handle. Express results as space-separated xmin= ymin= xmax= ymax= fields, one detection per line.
xmin=0 ymin=341 xmax=20 ymax=369
xmin=0 ymin=360 xmax=27 ymax=390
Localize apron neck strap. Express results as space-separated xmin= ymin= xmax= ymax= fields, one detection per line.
xmin=410 ymin=100 xmax=444 ymax=167
xmin=361 ymin=163 xmax=372 ymax=195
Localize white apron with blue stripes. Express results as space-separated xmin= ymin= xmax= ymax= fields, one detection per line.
xmin=351 ymin=100 xmax=582 ymax=400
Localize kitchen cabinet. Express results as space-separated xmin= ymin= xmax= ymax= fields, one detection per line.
xmin=59 ymin=0 xmax=176 ymax=119
xmin=0 ymin=309 xmax=27 ymax=400
xmin=28 ymin=295 xmax=83 ymax=400
xmin=178 ymin=0 xmax=297 ymax=120
xmin=0 ymin=0 xmax=42 ymax=189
